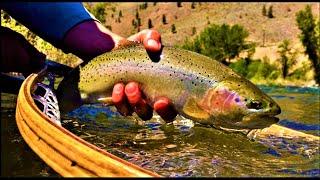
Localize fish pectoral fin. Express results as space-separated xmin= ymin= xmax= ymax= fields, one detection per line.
xmin=97 ymin=97 xmax=114 ymax=106
xmin=182 ymin=98 xmax=210 ymax=120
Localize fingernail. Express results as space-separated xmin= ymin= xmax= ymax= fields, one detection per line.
xmin=125 ymin=82 xmax=139 ymax=95
xmin=125 ymin=82 xmax=141 ymax=104
xmin=147 ymin=39 xmax=159 ymax=48
xmin=112 ymin=83 xmax=124 ymax=103
xmin=153 ymin=98 xmax=169 ymax=110
xmin=113 ymin=83 xmax=124 ymax=95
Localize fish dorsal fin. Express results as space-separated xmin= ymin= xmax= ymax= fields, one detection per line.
xmin=113 ymin=39 xmax=141 ymax=51
xmin=182 ymin=97 xmax=210 ymax=120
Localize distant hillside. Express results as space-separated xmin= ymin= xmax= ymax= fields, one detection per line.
xmin=100 ymin=2 xmax=319 ymax=47
xmin=95 ymin=2 xmax=319 ymax=86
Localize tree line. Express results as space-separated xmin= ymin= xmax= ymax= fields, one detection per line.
xmin=181 ymin=5 xmax=319 ymax=85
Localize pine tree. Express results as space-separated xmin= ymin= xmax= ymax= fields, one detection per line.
xmin=262 ymin=4 xmax=267 ymax=16
xmin=132 ymin=19 xmax=137 ymax=28
xmin=268 ymin=5 xmax=274 ymax=18
xmin=148 ymin=19 xmax=153 ymax=29
xmin=296 ymin=5 xmax=320 ymax=84
xmin=137 ymin=18 xmax=141 ymax=27
xmin=192 ymin=27 xmax=196 ymax=35
xmin=191 ymin=2 xmax=196 ymax=9
xmin=171 ymin=24 xmax=177 ymax=33
xmin=106 ymin=25 xmax=112 ymax=31
xmin=119 ymin=10 xmax=122 ymax=17
xmin=162 ymin=14 xmax=167 ymax=24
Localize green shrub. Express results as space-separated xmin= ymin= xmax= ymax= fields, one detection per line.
xmin=289 ymin=62 xmax=310 ymax=80
xmin=180 ymin=23 xmax=252 ymax=65
xmin=229 ymin=58 xmax=250 ymax=77
xmin=247 ymin=60 xmax=279 ymax=80
xmin=85 ymin=3 xmax=107 ymax=24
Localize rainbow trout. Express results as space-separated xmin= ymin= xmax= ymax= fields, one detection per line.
xmin=57 ymin=43 xmax=281 ymax=130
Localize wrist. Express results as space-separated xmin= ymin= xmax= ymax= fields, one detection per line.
xmin=62 ymin=20 xmax=124 ymax=62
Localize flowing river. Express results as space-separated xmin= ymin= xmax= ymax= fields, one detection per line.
xmin=1 ymin=85 xmax=319 ymax=177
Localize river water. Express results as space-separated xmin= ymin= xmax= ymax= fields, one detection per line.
xmin=1 ymin=85 xmax=319 ymax=177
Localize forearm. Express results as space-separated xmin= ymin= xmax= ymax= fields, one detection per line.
xmin=62 ymin=20 xmax=124 ymax=62
xmin=1 ymin=2 xmax=124 ymax=62
xmin=1 ymin=3 xmax=94 ymax=48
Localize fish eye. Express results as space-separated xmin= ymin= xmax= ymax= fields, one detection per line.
xmin=246 ymin=100 xmax=263 ymax=110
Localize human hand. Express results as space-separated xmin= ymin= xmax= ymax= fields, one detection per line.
xmin=112 ymin=82 xmax=177 ymax=122
xmin=127 ymin=29 xmax=162 ymax=52
xmin=112 ymin=30 xmax=177 ymax=122
xmin=0 ymin=27 xmax=46 ymax=77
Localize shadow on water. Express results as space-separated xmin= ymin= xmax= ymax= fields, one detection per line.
xmin=1 ymin=85 xmax=319 ymax=177
xmin=1 ymin=94 xmax=59 ymax=177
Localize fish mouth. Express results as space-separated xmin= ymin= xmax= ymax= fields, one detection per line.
xmin=235 ymin=113 xmax=280 ymax=129
xmin=237 ymin=102 xmax=281 ymax=129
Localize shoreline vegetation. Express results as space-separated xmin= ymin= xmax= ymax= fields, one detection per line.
xmin=1 ymin=2 xmax=319 ymax=87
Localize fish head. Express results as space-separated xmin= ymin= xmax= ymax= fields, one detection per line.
xmin=196 ymin=77 xmax=281 ymax=129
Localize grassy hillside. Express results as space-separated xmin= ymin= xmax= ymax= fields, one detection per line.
xmin=100 ymin=2 xmax=319 ymax=86
xmin=102 ymin=2 xmax=319 ymax=46
xmin=2 ymin=2 xmax=319 ymax=86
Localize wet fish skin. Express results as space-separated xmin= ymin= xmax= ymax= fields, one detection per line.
xmin=57 ymin=43 xmax=281 ymax=130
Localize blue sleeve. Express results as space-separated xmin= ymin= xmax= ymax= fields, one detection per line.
xmin=1 ymin=2 xmax=98 ymax=49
